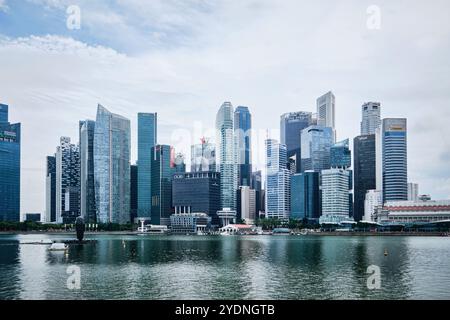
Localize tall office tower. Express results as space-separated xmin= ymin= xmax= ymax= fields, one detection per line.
xmin=237 ymin=186 xmax=256 ymax=224
xmin=280 ymin=111 xmax=313 ymax=173
xmin=320 ymin=168 xmax=350 ymax=222
xmin=94 ymin=104 xmax=131 ymax=224
xmin=79 ymin=120 xmax=96 ymax=223
xmin=265 ymin=139 xmax=290 ymax=220
xmin=364 ymin=190 xmax=382 ymax=222
xmin=216 ymin=102 xmax=238 ymax=210
xmin=361 ymin=102 xmax=381 ymax=135
xmin=45 ymin=156 xmax=57 ymax=223
xmin=151 ymin=145 xmax=175 ymax=226
xmin=174 ymin=153 xmax=186 ymax=173
xmin=353 ymin=135 xmax=376 ymax=222
xmin=191 ymin=137 xmax=216 ymax=172
xmin=234 ymin=106 xmax=252 ymax=186
xmin=382 ymin=118 xmax=408 ymax=201
xmin=55 ymin=137 xmax=80 ymax=223
xmin=130 ymin=164 xmax=138 ymax=223
xmin=408 ymin=182 xmax=419 ymax=201
xmin=0 ymin=104 xmax=21 ymax=222
xmin=251 ymin=170 xmax=263 ymax=217
xmin=316 ymin=91 xmax=336 ymax=137
xmin=300 ymin=125 xmax=334 ymax=172
xmin=330 ymin=139 xmax=351 ymax=169
xmin=172 ymin=171 xmax=221 ymax=226
xmin=137 ymin=112 xmax=157 ymax=222
xmin=291 ymin=171 xmax=321 ymax=221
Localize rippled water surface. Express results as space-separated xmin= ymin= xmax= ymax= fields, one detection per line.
xmin=1 ymin=234 xmax=449 ymax=300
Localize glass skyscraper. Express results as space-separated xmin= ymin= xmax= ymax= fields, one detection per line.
xmin=94 ymin=104 xmax=131 ymax=224
xmin=137 ymin=113 xmax=157 ymax=222
xmin=234 ymin=106 xmax=252 ymax=186
xmin=45 ymin=156 xmax=56 ymax=223
xmin=191 ymin=138 xmax=216 ymax=172
xmin=300 ymin=125 xmax=334 ymax=172
xmin=216 ymin=102 xmax=237 ymax=210
xmin=354 ymin=135 xmax=377 ymax=221
xmin=151 ymin=144 xmax=175 ymax=226
xmin=330 ymin=139 xmax=351 ymax=169
xmin=291 ymin=171 xmax=321 ymax=221
xmin=382 ymin=118 xmax=408 ymax=201
xmin=361 ymin=102 xmax=381 ymax=135
xmin=280 ymin=111 xmax=313 ymax=173
xmin=0 ymin=104 xmax=21 ymax=222
xmin=130 ymin=164 xmax=138 ymax=223
xmin=265 ymin=139 xmax=290 ymax=220
xmin=79 ymin=120 xmax=96 ymax=223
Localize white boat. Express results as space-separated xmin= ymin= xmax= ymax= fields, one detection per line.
xmin=48 ymin=243 xmax=68 ymax=251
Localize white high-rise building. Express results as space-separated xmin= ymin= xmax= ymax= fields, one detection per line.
xmin=408 ymin=183 xmax=419 ymax=201
xmin=316 ymin=91 xmax=336 ymax=140
xmin=361 ymin=102 xmax=381 ymax=135
xmin=320 ymin=168 xmax=350 ymax=221
xmin=239 ymin=186 xmax=256 ymax=224
xmin=216 ymin=102 xmax=238 ymax=210
xmin=265 ymin=139 xmax=290 ymax=220
xmin=364 ymin=190 xmax=382 ymax=222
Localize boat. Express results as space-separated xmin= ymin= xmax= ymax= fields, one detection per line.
xmin=48 ymin=243 xmax=68 ymax=251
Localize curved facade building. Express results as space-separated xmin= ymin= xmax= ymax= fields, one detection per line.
xmin=94 ymin=104 xmax=131 ymax=224
xmin=216 ymin=102 xmax=237 ymax=210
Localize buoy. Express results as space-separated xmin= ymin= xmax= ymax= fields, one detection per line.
xmin=384 ymin=249 xmax=388 ymax=256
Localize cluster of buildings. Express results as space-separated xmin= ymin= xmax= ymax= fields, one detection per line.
xmin=1 ymin=94 xmax=450 ymax=231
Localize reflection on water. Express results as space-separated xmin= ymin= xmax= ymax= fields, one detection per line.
xmin=0 ymin=234 xmax=449 ymax=300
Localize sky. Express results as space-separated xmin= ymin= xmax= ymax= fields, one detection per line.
xmin=1 ymin=0 xmax=450 ymax=215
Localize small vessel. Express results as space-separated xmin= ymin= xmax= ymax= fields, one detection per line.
xmin=384 ymin=249 xmax=389 ymax=256
xmin=48 ymin=243 xmax=68 ymax=251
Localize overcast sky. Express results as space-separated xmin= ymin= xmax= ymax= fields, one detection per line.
xmin=1 ymin=0 xmax=450 ymax=215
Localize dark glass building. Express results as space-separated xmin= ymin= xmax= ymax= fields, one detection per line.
xmin=130 ymin=164 xmax=138 ymax=223
xmin=79 ymin=120 xmax=96 ymax=223
xmin=280 ymin=112 xmax=313 ymax=173
xmin=251 ymin=170 xmax=263 ymax=217
xmin=353 ymin=135 xmax=376 ymax=221
xmin=234 ymin=106 xmax=252 ymax=186
xmin=290 ymin=171 xmax=321 ymax=221
xmin=0 ymin=104 xmax=21 ymax=222
xmin=45 ymin=156 xmax=57 ymax=222
xmin=138 ymin=113 xmax=157 ymax=221
xmin=172 ymin=171 xmax=221 ymax=226
xmin=151 ymin=145 xmax=174 ymax=226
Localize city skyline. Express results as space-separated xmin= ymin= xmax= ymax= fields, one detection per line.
xmin=1 ymin=1 xmax=450 ymax=215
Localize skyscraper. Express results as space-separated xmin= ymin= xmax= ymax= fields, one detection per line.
xmin=330 ymin=139 xmax=351 ymax=169
xmin=234 ymin=106 xmax=252 ymax=186
xmin=137 ymin=113 xmax=157 ymax=222
xmin=408 ymin=182 xmax=419 ymax=201
xmin=354 ymin=135 xmax=376 ymax=221
xmin=55 ymin=137 xmax=80 ymax=224
xmin=174 ymin=153 xmax=186 ymax=173
xmin=300 ymin=125 xmax=334 ymax=172
xmin=94 ymin=104 xmax=131 ymax=224
xmin=382 ymin=118 xmax=408 ymax=201
xmin=316 ymin=91 xmax=335 ymax=131
xmin=216 ymin=102 xmax=238 ymax=210
xmin=280 ymin=111 xmax=313 ymax=173
xmin=79 ymin=120 xmax=96 ymax=223
xmin=191 ymin=138 xmax=216 ymax=172
xmin=0 ymin=104 xmax=21 ymax=222
xmin=151 ymin=144 xmax=175 ymax=226
xmin=291 ymin=171 xmax=321 ymax=221
xmin=265 ymin=139 xmax=290 ymax=220
xmin=130 ymin=164 xmax=138 ymax=223
xmin=237 ymin=186 xmax=256 ymax=224
xmin=361 ymin=102 xmax=381 ymax=135
xmin=45 ymin=156 xmax=56 ymax=223
xmin=320 ymin=168 xmax=350 ymax=221
xmin=251 ymin=170 xmax=263 ymax=217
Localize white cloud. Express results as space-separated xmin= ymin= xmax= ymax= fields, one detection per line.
xmin=0 ymin=0 xmax=8 ymax=12
xmin=1 ymin=0 xmax=450 ymax=214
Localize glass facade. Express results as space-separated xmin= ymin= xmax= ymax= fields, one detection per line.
xmin=316 ymin=91 xmax=336 ymax=131
xmin=300 ymin=125 xmax=334 ymax=172
xmin=234 ymin=106 xmax=252 ymax=186
xmin=0 ymin=104 xmax=21 ymax=222
xmin=280 ymin=112 xmax=312 ymax=173
xmin=383 ymin=118 xmax=408 ymax=201
xmin=354 ymin=135 xmax=376 ymax=221
xmin=79 ymin=120 xmax=96 ymax=223
xmin=151 ymin=145 xmax=174 ymax=225
xmin=137 ymin=113 xmax=157 ymax=221
xmin=191 ymin=138 xmax=216 ymax=172
xmin=94 ymin=104 xmax=131 ymax=224
xmin=291 ymin=171 xmax=321 ymax=220
xmin=45 ymin=156 xmax=56 ymax=222
xmin=216 ymin=102 xmax=237 ymax=210
xmin=130 ymin=164 xmax=138 ymax=223
xmin=172 ymin=171 xmax=221 ymax=225
xmin=330 ymin=139 xmax=351 ymax=169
